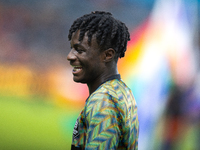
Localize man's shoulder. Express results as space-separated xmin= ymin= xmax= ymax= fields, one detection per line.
xmin=91 ymin=79 xmax=122 ymax=98
xmin=86 ymin=80 xmax=119 ymax=106
xmin=87 ymin=79 xmax=132 ymax=106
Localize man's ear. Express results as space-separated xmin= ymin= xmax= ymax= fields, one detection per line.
xmin=102 ymin=48 xmax=115 ymax=62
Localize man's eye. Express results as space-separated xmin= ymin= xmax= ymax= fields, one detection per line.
xmin=76 ymin=49 xmax=83 ymax=53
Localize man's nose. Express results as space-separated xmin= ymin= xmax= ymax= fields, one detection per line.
xmin=67 ymin=50 xmax=76 ymax=61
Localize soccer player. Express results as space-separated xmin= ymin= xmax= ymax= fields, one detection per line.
xmin=67 ymin=11 xmax=139 ymax=150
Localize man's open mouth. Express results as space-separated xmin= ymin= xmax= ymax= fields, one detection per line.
xmin=72 ymin=66 xmax=83 ymax=73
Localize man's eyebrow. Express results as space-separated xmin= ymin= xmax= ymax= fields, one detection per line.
xmin=73 ymin=43 xmax=86 ymax=49
xmin=70 ymin=43 xmax=79 ymax=48
xmin=73 ymin=43 xmax=81 ymax=47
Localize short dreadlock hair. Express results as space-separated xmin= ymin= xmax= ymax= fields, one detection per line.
xmin=68 ymin=11 xmax=130 ymax=59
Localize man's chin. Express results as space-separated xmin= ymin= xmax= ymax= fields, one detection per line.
xmin=73 ymin=77 xmax=87 ymax=84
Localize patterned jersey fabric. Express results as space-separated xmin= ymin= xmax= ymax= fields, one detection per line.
xmin=71 ymin=75 xmax=139 ymax=150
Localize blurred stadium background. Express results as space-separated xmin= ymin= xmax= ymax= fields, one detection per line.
xmin=0 ymin=0 xmax=199 ymax=149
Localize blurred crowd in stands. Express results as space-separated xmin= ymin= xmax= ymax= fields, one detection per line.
xmin=0 ymin=0 xmax=154 ymax=70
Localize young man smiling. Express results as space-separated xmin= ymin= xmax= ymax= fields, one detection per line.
xmin=67 ymin=11 xmax=139 ymax=150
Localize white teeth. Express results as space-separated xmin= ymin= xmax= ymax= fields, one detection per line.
xmin=72 ymin=65 xmax=82 ymax=72
xmin=73 ymin=68 xmax=81 ymax=71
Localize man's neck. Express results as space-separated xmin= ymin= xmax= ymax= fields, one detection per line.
xmin=87 ymin=70 xmax=119 ymax=95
